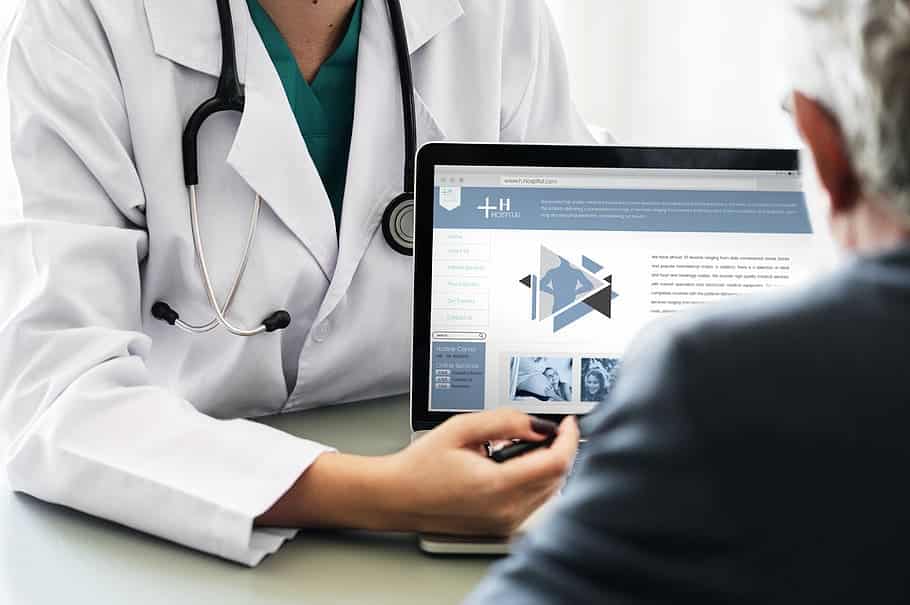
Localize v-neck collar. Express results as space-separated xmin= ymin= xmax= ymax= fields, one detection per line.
xmin=313 ymin=0 xmax=363 ymax=91
xmin=247 ymin=0 xmax=362 ymax=132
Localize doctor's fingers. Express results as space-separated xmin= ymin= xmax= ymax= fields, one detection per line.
xmin=442 ymin=408 xmax=557 ymax=448
xmin=497 ymin=417 xmax=580 ymax=486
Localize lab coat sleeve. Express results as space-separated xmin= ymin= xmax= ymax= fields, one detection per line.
xmin=498 ymin=0 xmax=601 ymax=145
xmin=0 ymin=10 xmax=330 ymax=566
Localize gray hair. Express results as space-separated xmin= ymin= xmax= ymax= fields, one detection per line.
xmin=793 ymin=0 xmax=910 ymax=218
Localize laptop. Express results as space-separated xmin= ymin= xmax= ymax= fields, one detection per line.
xmin=410 ymin=143 xmax=815 ymax=554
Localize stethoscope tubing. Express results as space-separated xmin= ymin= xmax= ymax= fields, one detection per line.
xmin=168 ymin=186 xmax=263 ymax=334
xmin=187 ymin=185 xmax=267 ymax=336
xmin=386 ymin=0 xmax=417 ymax=191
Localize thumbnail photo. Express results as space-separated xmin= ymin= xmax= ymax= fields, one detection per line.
xmin=509 ymin=356 xmax=573 ymax=402
xmin=581 ymin=357 xmax=621 ymax=403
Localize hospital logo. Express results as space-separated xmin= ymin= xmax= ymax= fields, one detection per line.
xmin=477 ymin=196 xmax=520 ymax=220
xmin=519 ymin=246 xmax=619 ymax=333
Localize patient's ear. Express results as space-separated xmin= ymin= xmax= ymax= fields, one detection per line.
xmin=793 ymin=92 xmax=861 ymax=215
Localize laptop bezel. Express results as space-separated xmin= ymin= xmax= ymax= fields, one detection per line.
xmin=410 ymin=142 xmax=800 ymax=431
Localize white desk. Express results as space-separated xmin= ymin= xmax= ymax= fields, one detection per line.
xmin=0 ymin=396 xmax=495 ymax=605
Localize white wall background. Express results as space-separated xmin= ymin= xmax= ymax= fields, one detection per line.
xmin=546 ymin=0 xmax=801 ymax=148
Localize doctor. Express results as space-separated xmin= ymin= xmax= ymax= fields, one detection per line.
xmin=0 ymin=0 xmax=589 ymax=565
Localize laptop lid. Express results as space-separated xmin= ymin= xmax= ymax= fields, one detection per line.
xmin=411 ymin=144 xmax=810 ymax=431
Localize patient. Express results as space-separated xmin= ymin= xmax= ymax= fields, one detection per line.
xmin=542 ymin=368 xmax=570 ymax=402
xmin=512 ymin=357 xmax=573 ymax=402
xmin=467 ymin=1 xmax=910 ymax=602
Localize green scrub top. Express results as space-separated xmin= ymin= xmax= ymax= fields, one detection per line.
xmin=247 ymin=0 xmax=363 ymax=229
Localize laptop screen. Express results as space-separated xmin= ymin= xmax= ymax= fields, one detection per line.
xmin=426 ymin=162 xmax=814 ymax=416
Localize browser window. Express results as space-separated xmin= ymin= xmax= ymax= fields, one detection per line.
xmin=428 ymin=164 xmax=815 ymax=415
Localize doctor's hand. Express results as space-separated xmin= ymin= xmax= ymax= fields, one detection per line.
xmin=256 ymin=409 xmax=579 ymax=536
xmin=383 ymin=410 xmax=580 ymax=536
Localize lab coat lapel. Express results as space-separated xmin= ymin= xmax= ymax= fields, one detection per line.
xmin=226 ymin=2 xmax=339 ymax=279
xmin=144 ymin=0 xmax=339 ymax=280
xmin=398 ymin=0 xmax=465 ymax=53
xmin=144 ymin=0 xmax=248 ymax=81
xmin=313 ymin=0 xmax=461 ymax=324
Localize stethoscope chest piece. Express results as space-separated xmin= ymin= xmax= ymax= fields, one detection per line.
xmin=382 ymin=193 xmax=415 ymax=256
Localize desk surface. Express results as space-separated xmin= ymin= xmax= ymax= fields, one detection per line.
xmin=0 ymin=396 xmax=495 ymax=605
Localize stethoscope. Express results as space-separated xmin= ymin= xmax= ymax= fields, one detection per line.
xmin=152 ymin=0 xmax=417 ymax=336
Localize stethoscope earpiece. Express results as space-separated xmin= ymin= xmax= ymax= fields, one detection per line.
xmin=151 ymin=301 xmax=180 ymax=326
xmin=382 ymin=193 xmax=415 ymax=256
xmin=262 ymin=310 xmax=292 ymax=332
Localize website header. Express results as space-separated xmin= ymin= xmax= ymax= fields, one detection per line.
xmin=433 ymin=186 xmax=812 ymax=234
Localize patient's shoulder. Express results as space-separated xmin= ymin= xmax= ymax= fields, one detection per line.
xmin=585 ymin=254 xmax=908 ymax=433
xmin=654 ymin=256 xmax=890 ymax=354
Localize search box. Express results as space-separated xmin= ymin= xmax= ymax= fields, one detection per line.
xmin=500 ymin=175 xmax=760 ymax=190
xmin=432 ymin=332 xmax=487 ymax=341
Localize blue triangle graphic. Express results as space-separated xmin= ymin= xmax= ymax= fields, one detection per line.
xmin=538 ymin=246 xmax=605 ymax=320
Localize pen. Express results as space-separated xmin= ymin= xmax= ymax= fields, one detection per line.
xmin=490 ymin=435 xmax=557 ymax=463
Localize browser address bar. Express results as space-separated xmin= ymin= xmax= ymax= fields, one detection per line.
xmin=499 ymin=175 xmax=760 ymax=190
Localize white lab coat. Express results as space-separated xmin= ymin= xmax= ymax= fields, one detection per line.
xmin=0 ymin=0 xmax=594 ymax=565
